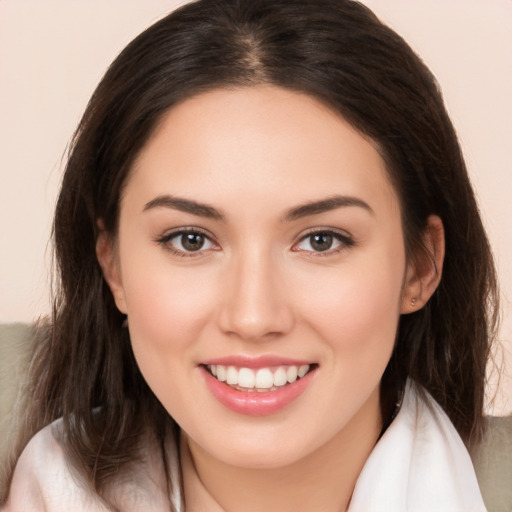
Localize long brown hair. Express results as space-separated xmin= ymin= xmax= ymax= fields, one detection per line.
xmin=1 ymin=0 xmax=499 ymax=508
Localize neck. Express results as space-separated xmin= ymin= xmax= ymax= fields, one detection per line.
xmin=181 ymin=388 xmax=382 ymax=512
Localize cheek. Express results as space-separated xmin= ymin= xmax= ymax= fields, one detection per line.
xmin=295 ymin=245 xmax=405 ymax=352
xmin=126 ymin=273 xmax=216 ymax=347
xmin=118 ymin=240 xmax=219 ymax=355
xmin=117 ymin=248 xmax=221 ymax=415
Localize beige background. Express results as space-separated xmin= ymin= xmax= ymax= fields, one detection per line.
xmin=0 ymin=0 xmax=511 ymax=413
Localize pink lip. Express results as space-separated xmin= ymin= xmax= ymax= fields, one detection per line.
xmin=201 ymin=354 xmax=312 ymax=369
xmin=200 ymin=364 xmax=317 ymax=416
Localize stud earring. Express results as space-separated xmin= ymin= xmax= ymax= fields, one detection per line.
xmin=411 ymin=298 xmax=417 ymax=307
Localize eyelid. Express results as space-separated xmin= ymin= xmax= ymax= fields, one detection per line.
xmin=155 ymin=226 xmax=220 ymax=257
xmin=291 ymin=227 xmax=355 ymax=254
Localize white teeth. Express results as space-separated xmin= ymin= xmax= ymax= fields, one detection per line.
xmin=207 ymin=363 xmax=312 ymax=390
xmin=298 ymin=365 xmax=309 ymax=378
xmin=273 ymin=367 xmax=288 ymax=387
xmin=216 ymin=365 xmax=227 ymax=382
xmin=286 ymin=365 xmax=298 ymax=383
xmin=238 ymin=368 xmax=255 ymax=388
xmin=226 ymin=366 xmax=238 ymax=385
xmin=255 ymin=368 xmax=274 ymax=389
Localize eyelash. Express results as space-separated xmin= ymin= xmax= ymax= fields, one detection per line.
xmin=155 ymin=227 xmax=219 ymax=258
xmin=155 ymin=227 xmax=355 ymax=258
xmin=292 ymin=228 xmax=355 ymax=256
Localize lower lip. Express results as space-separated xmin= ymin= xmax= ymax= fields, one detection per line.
xmin=200 ymin=366 xmax=316 ymax=416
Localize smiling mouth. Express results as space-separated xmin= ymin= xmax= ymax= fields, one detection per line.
xmin=204 ymin=364 xmax=317 ymax=392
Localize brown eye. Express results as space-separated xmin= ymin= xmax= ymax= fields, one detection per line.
xmin=181 ymin=232 xmax=205 ymax=251
xmin=157 ymin=229 xmax=217 ymax=256
xmin=310 ymin=233 xmax=333 ymax=252
xmin=293 ymin=230 xmax=354 ymax=254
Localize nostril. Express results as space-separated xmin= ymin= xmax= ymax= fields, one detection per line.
xmin=217 ymin=303 xmax=295 ymax=341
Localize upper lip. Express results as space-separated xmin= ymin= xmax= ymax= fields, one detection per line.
xmin=200 ymin=355 xmax=315 ymax=369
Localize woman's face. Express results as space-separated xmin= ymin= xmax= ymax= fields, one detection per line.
xmin=101 ymin=86 xmax=416 ymax=469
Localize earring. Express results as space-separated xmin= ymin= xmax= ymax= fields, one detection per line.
xmin=411 ymin=298 xmax=417 ymax=307
xmin=122 ymin=316 xmax=128 ymax=328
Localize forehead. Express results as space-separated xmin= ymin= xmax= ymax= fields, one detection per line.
xmin=126 ymin=86 xmax=399 ymax=217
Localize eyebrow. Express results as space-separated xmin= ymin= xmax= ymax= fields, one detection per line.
xmin=143 ymin=194 xmax=373 ymax=222
xmin=143 ymin=195 xmax=225 ymax=220
xmin=283 ymin=195 xmax=374 ymax=221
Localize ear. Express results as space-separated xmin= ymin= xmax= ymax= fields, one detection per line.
xmin=96 ymin=222 xmax=128 ymax=314
xmin=401 ymin=215 xmax=445 ymax=314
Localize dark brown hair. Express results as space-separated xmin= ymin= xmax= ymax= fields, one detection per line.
xmin=1 ymin=0 xmax=499 ymax=509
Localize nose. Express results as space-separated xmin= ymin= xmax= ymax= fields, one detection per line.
xmin=217 ymin=249 xmax=295 ymax=341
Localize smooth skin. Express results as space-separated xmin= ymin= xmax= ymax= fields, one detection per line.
xmin=97 ymin=86 xmax=444 ymax=512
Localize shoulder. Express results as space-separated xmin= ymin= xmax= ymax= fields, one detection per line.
xmin=3 ymin=420 xmax=108 ymax=512
xmin=350 ymin=381 xmax=487 ymax=511
xmin=4 ymin=420 xmax=178 ymax=512
xmin=398 ymin=382 xmax=487 ymax=509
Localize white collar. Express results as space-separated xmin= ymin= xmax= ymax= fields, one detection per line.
xmin=173 ymin=381 xmax=485 ymax=512
xmin=348 ymin=380 xmax=486 ymax=511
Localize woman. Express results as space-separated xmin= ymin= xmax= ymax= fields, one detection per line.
xmin=1 ymin=0 xmax=499 ymax=510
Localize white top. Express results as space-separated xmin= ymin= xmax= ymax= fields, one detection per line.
xmin=348 ymin=381 xmax=486 ymax=511
xmin=3 ymin=382 xmax=486 ymax=511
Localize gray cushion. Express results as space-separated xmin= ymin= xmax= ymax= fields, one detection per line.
xmin=472 ymin=415 xmax=512 ymax=511
xmin=0 ymin=323 xmax=36 ymax=461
